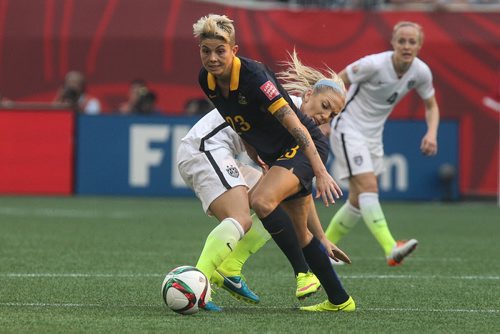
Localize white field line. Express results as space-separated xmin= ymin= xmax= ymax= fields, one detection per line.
xmin=0 ymin=302 xmax=497 ymax=314
xmin=342 ymin=274 xmax=500 ymax=280
xmin=0 ymin=302 xmax=155 ymax=308
xmin=0 ymin=273 xmax=498 ymax=280
xmin=0 ymin=207 xmax=133 ymax=219
xmin=0 ymin=273 xmax=160 ymax=278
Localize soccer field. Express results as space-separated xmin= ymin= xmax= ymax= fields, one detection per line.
xmin=0 ymin=197 xmax=498 ymax=333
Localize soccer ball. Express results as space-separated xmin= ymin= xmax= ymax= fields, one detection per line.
xmin=161 ymin=265 xmax=211 ymax=315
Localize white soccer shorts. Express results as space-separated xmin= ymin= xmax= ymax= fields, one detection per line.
xmin=177 ymin=143 xmax=262 ymax=214
xmin=330 ymin=121 xmax=385 ymax=180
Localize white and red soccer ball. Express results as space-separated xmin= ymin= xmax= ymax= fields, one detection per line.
xmin=161 ymin=265 xmax=211 ymax=315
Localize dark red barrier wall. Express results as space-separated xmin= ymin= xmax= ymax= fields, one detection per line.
xmin=0 ymin=0 xmax=498 ymax=196
xmin=0 ymin=110 xmax=74 ymax=194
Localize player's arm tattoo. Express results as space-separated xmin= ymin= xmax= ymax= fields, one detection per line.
xmin=290 ymin=127 xmax=311 ymax=149
xmin=274 ymin=105 xmax=294 ymax=123
xmin=274 ymin=105 xmax=312 ymax=150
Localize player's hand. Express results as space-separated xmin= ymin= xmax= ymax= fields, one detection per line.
xmin=319 ymin=237 xmax=351 ymax=264
xmin=314 ymin=171 xmax=342 ymax=206
xmin=421 ymin=133 xmax=438 ymax=156
xmin=331 ymin=244 xmax=352 ymax=264
xmin=257 ymin=156 xmax=269 ymax=174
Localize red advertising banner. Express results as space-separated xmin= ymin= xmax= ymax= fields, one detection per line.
xmin=0 ymin=110 xmax=74 ymax=195
xmin=0 ymin=0 xmax=497 ymax=196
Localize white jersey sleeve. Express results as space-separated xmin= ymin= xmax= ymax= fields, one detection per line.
xmin=289 ymin=95 xmax=303 ymax=110
xmin=337 ymin=51 xmax=435 ymax=141
xmin=180 ymin=109 xmax=245 ymax=155
xmin=415 ymin=61 xmax=435 ymax=100
xmin=345 ymin=55 xmax=378 ymax=84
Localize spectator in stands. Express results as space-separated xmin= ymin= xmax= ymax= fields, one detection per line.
xmin=0 ymin=93 xmax=14 ymax=108
xmin=384 ymin=0 xmax=498 ymax=10
xmin=117 ymin=79 xmax=148 ymax=115
xmin=54 ymin=71 xmax=101 ymax=114
xmin=116 ymin=79 xmax=163 ymax=116
xmin=184 ymin=97 xmax=214 ymax=117
xmin=134 ymin=90 xmax=164 ymax=116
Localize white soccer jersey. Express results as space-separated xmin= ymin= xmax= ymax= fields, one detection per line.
xmin=290 ymin=95 xmax=303 ymax=112
xmin=177 ymin=97 xmax=303 ymax=213
xmin=337 ymin=51 xmax=435 ymax=141
xmin=180 ymin=109 xmax=245 ymax=155
xmin=177 ymin=110 xmax=249 ymax=213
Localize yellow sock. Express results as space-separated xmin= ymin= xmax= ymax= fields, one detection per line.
xmin=195 ymin=218 xmax=243 ymax=280
xmin=359 ymin=192 xmax=396 ymax=256
xmin=325 ymin=202 xmax=361 ymax=244
xmin=218 ymin=214 xmax=271 ymax=276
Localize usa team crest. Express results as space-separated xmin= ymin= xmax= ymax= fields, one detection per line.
xmin=353 ymin=155 xmax=363 ymax=166
xmin=226 ymin=165 xmax=240 ymax=178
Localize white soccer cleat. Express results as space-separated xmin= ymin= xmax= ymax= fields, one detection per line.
xmin=387 ymin=239 xmax=418 ymax=266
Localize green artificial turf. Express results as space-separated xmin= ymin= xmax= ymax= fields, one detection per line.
xmin=0 ymin=197 xmax=498 ymax=333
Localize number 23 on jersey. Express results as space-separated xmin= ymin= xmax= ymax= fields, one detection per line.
xmin=225 ymin=115 xmax=251 ymax=134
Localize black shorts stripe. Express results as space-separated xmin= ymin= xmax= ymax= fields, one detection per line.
xmin=204 ymin=150 xmax=231 ymax=190
xmin=334 ymin=84 xmax=360 ymax=130
xmin=340 ymin=133 xmax=353 ymax=178
xmin=198 ymin=122 xmax=233 ymax=190
xmin=199 ymin=122 xmax=230 ymax=152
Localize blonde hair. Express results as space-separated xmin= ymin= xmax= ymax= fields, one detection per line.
xmin=277 ymin=50 xmax=345 ymax=98
xmin=193 ymin=14 xmax=236 ymax=45
xmin=392 ymin=21 xmax=424 ymax=45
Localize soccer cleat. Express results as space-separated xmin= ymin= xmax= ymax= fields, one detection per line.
xmin=211 ymin=270 xmax=260 ymax=304
xmin=299 ymin=296 xmax=356 ymax=312
xmin=295 ymin=272 xmax=321 ymax=300
xmin=387 ymin=239 xmax=418 ymax=266
xmin=200 ymin=300 xmax=222 ymax=312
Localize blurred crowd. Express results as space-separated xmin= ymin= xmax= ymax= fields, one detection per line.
xmin=232 ymin=0 xmax=499 ymax=9
xmin=0 ymin=0 xmax=495 ymax=116
xmin=0 ymin=70 xmax=214 ymax=117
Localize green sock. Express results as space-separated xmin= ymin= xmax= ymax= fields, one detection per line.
xmin=218 ymin=214 xmax=271 ymax=276
xmin=359 ymin=192 xmax=396 ymax=256
xmin=196 ymin=218 xmax=243 ymax=280
xmin=325 ymin=202 xmax=361 ymax=244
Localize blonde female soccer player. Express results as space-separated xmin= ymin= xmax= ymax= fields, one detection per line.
xmin=326 ymin=21 xmax=440 ymax=266
xmin=192 ymin=14 xmax=355 ymax=312
xmin=178 ymin=50 xmax=353 ymax=310
xmin=177 ymin=94 xmax=349 ymax=311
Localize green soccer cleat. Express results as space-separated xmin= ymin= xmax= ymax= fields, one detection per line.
xmin=295 ymin=272 xmax=321 ymax=300
xmin=211 ymin=270 xmax=260 ymax=304
xmin=299 ymin=296 xmax=356 ymax=312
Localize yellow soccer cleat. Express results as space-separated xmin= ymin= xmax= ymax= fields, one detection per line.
xmin=300 ymin=296 xmax=356 ymax=312
xmin=296 ymin=272 xmax=321 ymax=300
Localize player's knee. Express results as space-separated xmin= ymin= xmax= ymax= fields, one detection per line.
xmin=250 ymin=195 xmax=276 ymax=219
xmin=357 ymin=178 xmax=378 ymax=193
xmin=348 ymin=194 xmax=360 ymax=209
xmin=234 ymin=215 xmax=252 ymax=232
xmin=297 ymin=230 xmax=313 ymax=248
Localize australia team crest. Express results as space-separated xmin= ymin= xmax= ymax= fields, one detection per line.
xmin=238 ymin=93 xmax=248 ymax=105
